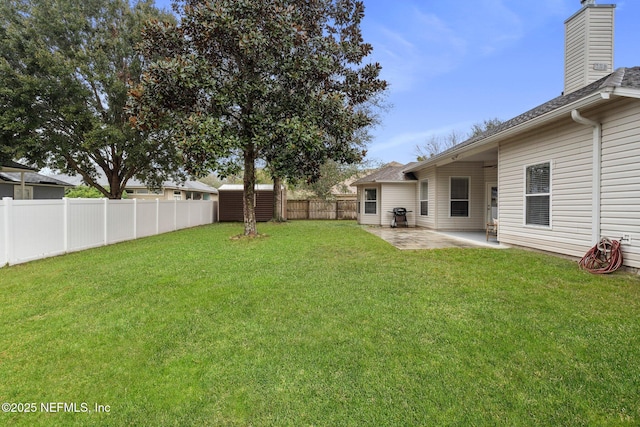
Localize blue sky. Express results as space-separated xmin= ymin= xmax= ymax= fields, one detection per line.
xmin=154 ymin=0 xmax=639 ymax=165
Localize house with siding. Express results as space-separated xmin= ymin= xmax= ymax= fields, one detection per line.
xmin=1 ymin=161 xmax=73 ymax=199
xmin=354 ymin=1 xmax=640 ymax=268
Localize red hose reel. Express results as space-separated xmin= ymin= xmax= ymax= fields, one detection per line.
xmin=579 ymin=237 xmax=623 ymax=274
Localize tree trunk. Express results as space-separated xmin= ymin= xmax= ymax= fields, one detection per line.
xmin=272 ymin=175 xmax=285 ymax=222
xmin=243 ymin=142 xmax=258 ymax=236
xmin=107 ymin=169 xmax=123 ymax=199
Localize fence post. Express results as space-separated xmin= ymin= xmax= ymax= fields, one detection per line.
xmin=63 ymin=197 xmax=69 ymax=252
xmin=155 ymin=198 xmax=160 ymax=235
xmin=174 ymin=199 xmax=177 ymax=231
xmin=133 ymin=198 xmax=137 ymax=239
xmin=103 ymin=198 xmax=108 ymax=246
xmin=3 ymin=197 xmax=13 ymax=265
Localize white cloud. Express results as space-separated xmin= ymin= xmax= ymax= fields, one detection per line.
xmin=369 ymin=11 xmax=467 ymax=93
xmin=366 ymin=1 xmax=533 ymax=94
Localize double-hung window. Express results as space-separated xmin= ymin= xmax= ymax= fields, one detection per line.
xmin=420 ymin=180 xmax=429 ymax=216
xmin=450 ymin=177 xmax=469 ymax=217
xmin=525 ymin=162 xmax=551 ymax=227
xmin=364 ymin=188 xmax=377 ymax=214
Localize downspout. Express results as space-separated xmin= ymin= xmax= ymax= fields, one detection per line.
xmin=571 ymin=109 xmax=601 ymax=245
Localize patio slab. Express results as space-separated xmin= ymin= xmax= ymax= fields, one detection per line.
xmin=364 ymin=227 xmax=508 ymax=250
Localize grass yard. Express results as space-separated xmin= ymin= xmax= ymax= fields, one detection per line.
xmin=1 ymin=221 xmax=639 ymax=426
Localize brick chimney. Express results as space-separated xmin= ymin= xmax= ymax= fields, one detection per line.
xmin=564 ymin=1 xmax=615 ymax=94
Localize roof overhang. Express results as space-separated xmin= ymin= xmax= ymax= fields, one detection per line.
xmin=612 ymin=87 xmax=640 ymax=99
xmin=0 ymin=161 xmax=37 ymax=173
xmin=404 ymin=91 xmax=612 ymax=173
xmin=354 ymin=179 xmax=417 ymax=186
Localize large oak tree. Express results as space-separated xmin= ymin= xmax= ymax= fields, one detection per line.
xmin=129 ymin=0 xmax=387 ymax=235
xmin=0 ymin=0 xmax=183 ymax=198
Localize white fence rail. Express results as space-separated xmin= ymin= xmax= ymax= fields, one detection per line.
xmin=1 ymin=198 xmax=217 ymax=268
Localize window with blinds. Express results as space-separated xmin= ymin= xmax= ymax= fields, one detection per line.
xmin=525 ymin=162 xmax=550 ymax=226
xmin=450 ymin=177 xmax=469 ymax=217
xmin=364 ymin=188 xmax=377 ymax=214
xmin=420 ymin=180 xmax=429 ymax=216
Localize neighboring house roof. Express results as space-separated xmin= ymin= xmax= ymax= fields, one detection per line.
xmin=124 ymin=177 xmax=218 ymax=194
xmin=352 ymin=162 xmax=419 ymax=185
xmin=405 ymin=66 xmax=640 ymax=173
xmin=180 ymin=180 xmax=219 ymax=193
xmin=0 ymin=161 xmax=37 ymax=173
xmin=46 ymin=173 xmax=218 ymax=194
xmin=0 ymin=171 xmax=73 ymax=187
xmin=43 ymin=173 xmax=84 ymax=186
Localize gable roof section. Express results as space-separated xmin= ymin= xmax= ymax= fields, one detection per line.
xmin=405 ymin=66 xmax=640 ymax=173
xmin=353 ymin=162 xmax=418 ymax=185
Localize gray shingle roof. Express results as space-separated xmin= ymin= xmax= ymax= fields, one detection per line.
xmin=407 ymin=66 xmax=640 ymax=172
xmin=46 ymin=172 xmax=218 ymax=194
xmin=461 ymin=67 xmax=640 ymax=147
xmin=0 ymin=161 xmax=37 ymax=172
xmin=0 ymin=172 xmax=73 ymax=186
xmin=352 ymin=162 xmax=418 ymax=185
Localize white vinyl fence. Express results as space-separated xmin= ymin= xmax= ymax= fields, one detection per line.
xmin=0 ymin=197 xmax=217 ymax=268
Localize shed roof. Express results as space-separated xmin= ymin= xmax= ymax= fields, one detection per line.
xmin=218 ymin=184 xmax=276 ymax=191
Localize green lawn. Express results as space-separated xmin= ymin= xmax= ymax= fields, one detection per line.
xmin=1 ymin=221 xmax=639 ymax=426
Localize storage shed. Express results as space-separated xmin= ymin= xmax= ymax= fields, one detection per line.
xmin=218 ymin=184 xmax=286 ymax=222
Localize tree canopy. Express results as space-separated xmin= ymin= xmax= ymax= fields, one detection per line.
xmin=415 ymin=118 xmax=503 ymax=161
xmin=0 ymin=0 xmax=183 ymax=198
xmin=129 ymin=0 xmax=387 ymax=235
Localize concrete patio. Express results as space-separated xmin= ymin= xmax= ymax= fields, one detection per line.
xmin=364 ymin=226 xmax=509 ymax=250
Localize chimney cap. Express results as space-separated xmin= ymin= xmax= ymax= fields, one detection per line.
xmin=581 ymin=0 xmax=596 ymax=5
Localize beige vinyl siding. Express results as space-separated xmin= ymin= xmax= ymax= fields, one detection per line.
xmin=564 ymin=6 xmax=614 ymax=94
xmin=380 ymin=183 xmax=417 ymax=227
xmin=357 ymin=185 xmax=381 ymax=225
xmin=565 ymin=10 xmax=587 ymax=94
xmin=436 ymin=162 xmax=485 ymax=231
xmin=600 ymin=98 xmax=640 ymax=268
xmin=415 ymin=168 xmax=436 ymax=229
xmin=498 ymin=120 xmax=594 ymax=257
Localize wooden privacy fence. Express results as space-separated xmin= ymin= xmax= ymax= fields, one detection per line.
xmin=287 ymin=199 xmax=357 ymax=220
xmin=0 ymin=197 xmax=217 ymax=268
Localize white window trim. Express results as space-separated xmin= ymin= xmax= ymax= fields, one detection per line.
xmin=364 ymin=187 xmax=377 ymax=215
xmin=523 ymin=160 xmax=552 ymax=229
xmin=420 ymin=179 xmax=429 ymax=217
xmin=449 ymin=176 xmax=470 ymax=218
